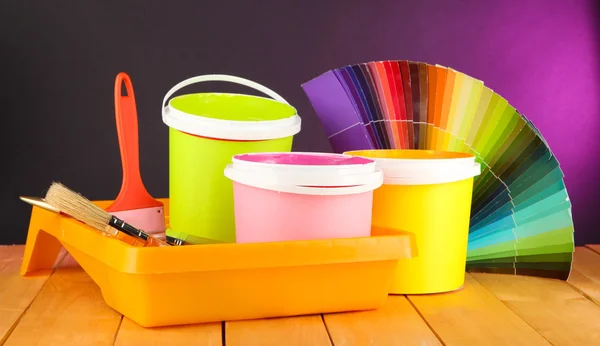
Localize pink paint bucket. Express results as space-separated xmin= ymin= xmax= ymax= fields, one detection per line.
xmin=224 ymin=152 xmax=384 ymax=243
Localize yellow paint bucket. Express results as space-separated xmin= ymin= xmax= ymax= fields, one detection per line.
xmin=344 ymin=150 xmax=481 ymax=294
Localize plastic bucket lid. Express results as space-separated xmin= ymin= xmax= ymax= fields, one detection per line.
xmin=224 ymin=152 xmax=384 ymax=195
xmin=344 ymin=149 xmax=481 ymax=186
xmin=162 ymin=75 xmax=301 ymax=141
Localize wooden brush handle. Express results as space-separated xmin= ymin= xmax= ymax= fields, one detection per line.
xmin=107 ymin=216 xmax=171 ymax=247
xmin=144 ymin=236 xmax=170 ymax=247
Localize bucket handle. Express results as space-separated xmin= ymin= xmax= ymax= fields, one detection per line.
xmin=162 ymin=74 xmax=290 ymax=111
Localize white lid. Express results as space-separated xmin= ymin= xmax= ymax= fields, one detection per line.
xmin=372 ymin=154 xmax=475 ymax=170
xmin=224 ymin=165 xmax=384 ymax=196
xmin=346 ymin=151 xmax=481 ymax=185
xmin=383 ymin=163 xmax=481 ymax=185
xmin=224 ymin=152 xmax=384 ymax=195
xmin=229 ymin=152 xmax=379 ymax=187
xmin=162 ymin=74 xmax=301 ymax=140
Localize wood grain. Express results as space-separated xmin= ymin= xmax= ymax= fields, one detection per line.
xmin=226 ymin=315 xmax=331 ymax=346
xmin=407 ymin=274 xmax=550 ymax=345
xmin=0 ymin=246 xmax=28 ymax=262
xmin=568 ymin=246 xmax=600 ymax=304
xmin=3 ymin=267 xmax=122 ymax=346
xmin=0 ymin=311 xmax=22 ymax=346
xmin=114 ymin=317 xmax=222 ymax=346
xmin=473 ymin=271 xmax=600 ymax=345
xmin=323 ymin=295 xmax=440 ymax=346
xmin=0 ymin=246 xmax=51 ymax=344
xmin=586 ymin=244 xmax=600 ymax=255
xmin=4 ymin=244 xmax=600 ymax=345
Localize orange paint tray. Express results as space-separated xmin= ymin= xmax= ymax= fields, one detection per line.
xmin=20 ymin=199 xmax=416 ymax=328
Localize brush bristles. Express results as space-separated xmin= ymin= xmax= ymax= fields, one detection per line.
xmin=45 ymin=182 xmax=111 ymax=232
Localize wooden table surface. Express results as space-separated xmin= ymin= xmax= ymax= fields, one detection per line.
xmin=2 ymin=245 xmax=600 ymax=346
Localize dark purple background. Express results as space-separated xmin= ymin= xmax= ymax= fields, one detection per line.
xmin=1 ymin=0 xmax=598 ymax=245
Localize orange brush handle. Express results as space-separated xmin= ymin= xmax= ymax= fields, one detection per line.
xmin=106 ymin=72 xmax=163 ymax=212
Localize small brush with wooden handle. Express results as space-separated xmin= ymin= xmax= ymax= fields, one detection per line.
xmin=20 ymin=196 xmax=148 ymax=246
xmin=44 ymin=182 xmax=171 ymax=247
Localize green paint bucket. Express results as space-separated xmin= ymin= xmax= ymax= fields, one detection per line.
xmin=161 ymin=75 xmax=301 ymax=243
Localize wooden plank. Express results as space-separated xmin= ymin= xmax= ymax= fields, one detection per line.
xmin=323 ymin=295 xmax=440 ymax=346
xmin=586 ymin=244 xmax=600 ymax=255
xmin=407 ymin=274 xmax=550 ymax=345
xmin=0 ymin=246 xmax=28 ymax=262
xmin=473 ymin=271 xmax=600 ymax=345
xmin=114 ymin=317 xmax=222 ymax=346
xmin=0 ymin=246 xmax=52 ymax=345
xmin=0 ymin=311 xmax=22 ymax=346
xmin=226 ymin=315 xmax=331 ymax=346
xmin=567 ymin=246 xmax=600 ymax=304
xmin=4 ymin=267 xmax=122 ymax=346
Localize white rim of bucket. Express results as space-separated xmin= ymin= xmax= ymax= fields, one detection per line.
xmin=380 ymin=161 xmax=476 ymax=179
xmin=224 ymin=166 xmax=384 ymax=196
xmin=226 ymin=164 xmax=384 ymax=188
xmin=383 ymin=162 xmax=481 ymax=185
xmin=162 ymin=74 xmax=302 ymax=140
xmin=231 ymin=152 xmax=377 ymax=183
xmin=365 ymin=155 xmax=476 ymax=173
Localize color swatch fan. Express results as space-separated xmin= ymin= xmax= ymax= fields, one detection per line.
xmin=302 ymin=60 xmax=574 ymax=280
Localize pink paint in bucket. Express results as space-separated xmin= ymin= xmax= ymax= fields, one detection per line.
xmin=224 ymin=152 xmax=384 ymax=243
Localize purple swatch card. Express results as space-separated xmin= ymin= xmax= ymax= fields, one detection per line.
xmin=359 ymin=63 xmax=392 ymax=149
xmin=341 ymin=66 xmax=384 ymax=149
xmin=301 ymin=71 xmax=375 ymax=153
xmin=334 ymin=69 xmax=378 ymax=146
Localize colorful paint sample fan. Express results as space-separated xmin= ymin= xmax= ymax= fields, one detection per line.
xmin=301 ymin=60 xmax=574 ymax=280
